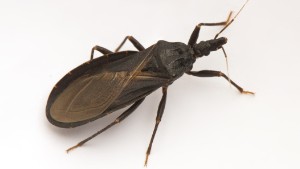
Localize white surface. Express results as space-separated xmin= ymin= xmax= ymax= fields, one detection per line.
xmin=1 ymin=0 xmax=300 ymax=169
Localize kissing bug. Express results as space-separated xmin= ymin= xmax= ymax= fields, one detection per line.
xmin=46 ymin=0 xmax=253 ymax=166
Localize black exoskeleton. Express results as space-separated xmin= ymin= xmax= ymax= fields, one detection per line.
xmin=46 ymin=1 xmax=253 ymax=166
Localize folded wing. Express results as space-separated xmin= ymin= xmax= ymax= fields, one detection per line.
xmin=50 ymin=72 xmax=128 ymax=123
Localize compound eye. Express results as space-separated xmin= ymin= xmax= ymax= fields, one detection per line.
xmin=172 ymin=48 xmax=184 ymax=55
xmin=171 ymin=58 xmax=186 ymax=69
xmin=177 ymin=49 xmax=184 ymax=55
xmin=204 ymin=50 xmax=210 ymax=56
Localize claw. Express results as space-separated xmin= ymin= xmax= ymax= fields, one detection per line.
xmin=225 ymin=11 xmax=233 ymax=26
xmin=66 ymin=142 xmax=83 ymax=153
xmin=144 ymin=154 xmax=149 ymax=167
xmin=242 ymin=90 xmax=255 ymax=95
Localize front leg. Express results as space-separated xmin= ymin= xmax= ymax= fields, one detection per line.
xmin=187 ymin=70 xmax=254 ymax=95
xmin=188 ymin=12 xmax=232 ymax=46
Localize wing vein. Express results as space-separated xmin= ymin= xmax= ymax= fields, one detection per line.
xmin=65 ymin=78 xmax=94 ymax=115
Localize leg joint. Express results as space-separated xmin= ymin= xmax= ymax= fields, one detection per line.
xmin=218 ymin=71 xmax=224 ymax=77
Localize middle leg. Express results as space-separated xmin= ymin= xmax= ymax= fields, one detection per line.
xmin=90 ymin=45 xmax=113 ymax=60
xmin=144 ymin=86 xmax=168 ymax=166
xmin=90 ymin=36 xmax=145 ymax=60
xmin=115 ymin=36 xmax=145 ymax=52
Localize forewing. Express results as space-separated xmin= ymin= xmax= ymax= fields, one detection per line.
xmin=47 ymin=45 xmax=157 ymax=127
xmin=50 ymin=71 xmax=128 ymax=123
xmin=105 ymin=73 xmax=170 ymax=114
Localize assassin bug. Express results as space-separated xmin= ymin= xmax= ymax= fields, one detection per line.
xmin=46 ymin=0 xmax=253 ymax=166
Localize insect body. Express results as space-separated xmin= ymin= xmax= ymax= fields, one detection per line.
xmin=46 ymin=1 xmax=253 ymax=166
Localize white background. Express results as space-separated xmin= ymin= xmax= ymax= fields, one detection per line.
xmin=1 ymin=0 xmax=300 ymax=169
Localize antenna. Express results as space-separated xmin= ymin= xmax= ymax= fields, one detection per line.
xmin=221 ymin=47 xmax=232 ymax=87
xmin=214 ymin=0 xmax=249 ymax=39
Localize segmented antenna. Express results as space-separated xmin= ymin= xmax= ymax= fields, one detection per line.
xmin=221 ymin=47 xmax=231 ymax=87
xmin=215 ymin=0 xmax=249 ymax=87
xmin=214 ymin=0 xmax=249 ymax=39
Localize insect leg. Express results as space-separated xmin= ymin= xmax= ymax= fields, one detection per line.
xmin=66 ymin=98 xmax=145 ymax=153
xmin=144 ymin=87 xmax=168 ymax=167
xmin=90 ymin=45 xmax=113 ymax=60
xmin=214 ymin=0 xmax=249 ymax=39
xmin=188 ymin=11 xmax=233 ymax=46
xmin=186 ymin=70 xmax=254 ymax=95
xmin=115 ymin=36 xmax=145 ymax=52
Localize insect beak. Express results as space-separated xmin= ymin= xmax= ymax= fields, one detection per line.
xmin=213 ymin=37 xmax=227 ymax=50
xmin=220 ymin=37 xmax=227 ymax=46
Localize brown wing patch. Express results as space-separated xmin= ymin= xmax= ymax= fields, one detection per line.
xmin=47 ymin=45 xmax=157 ymax=127
xmin=50 ymin=71 xmax=128 ymax=123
